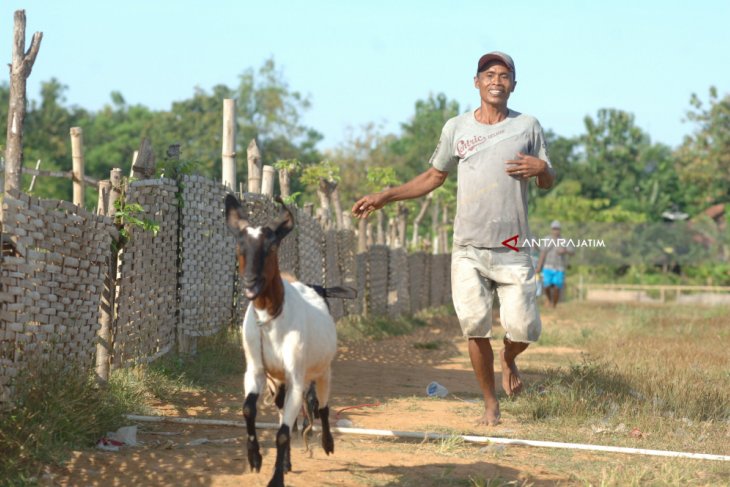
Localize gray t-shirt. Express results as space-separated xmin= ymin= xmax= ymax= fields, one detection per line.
xmin=430 ymin=109 xmax=551 ymax=248
xmin=541 ymin=235 xmax=574 ymax=271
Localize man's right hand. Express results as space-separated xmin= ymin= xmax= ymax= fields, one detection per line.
xmin=352 ymin=192 xmax=388 ymax=219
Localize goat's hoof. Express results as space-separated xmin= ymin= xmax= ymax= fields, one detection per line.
xmin=248 ymin=450 xmax=262 ymax=472
xmin=322 ymin=433 xmax=334 ymax=455
xmin=266 ymin=470 xmax=285 ymax=487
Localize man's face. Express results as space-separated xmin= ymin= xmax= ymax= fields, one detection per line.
xmin=474 ymin=61 xmax=516 ymax=106
xmin=551 ymin=227 xmax=561 ymax=238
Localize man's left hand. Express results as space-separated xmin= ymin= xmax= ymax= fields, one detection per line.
xmin=505 ymin=152 xmax=548 ymax=180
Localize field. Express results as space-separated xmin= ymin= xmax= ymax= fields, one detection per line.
xmin=8 ymin=301 xmax=730 ymax=486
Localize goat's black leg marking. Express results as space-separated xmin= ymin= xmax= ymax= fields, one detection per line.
xmin=306 ymin=381 xmax=320 ymax=419
xmin=267 ymin=424 xmax=290 ymax=487
xmin=274 ymin=383 xmax=286 ymax=409
xmin=273 ymin=384 xmax=292 ymax=472
xmin=243 ymin=393 xmax=262 ymax=472
xmin=319 ymin=405 xmax=334 ymax=455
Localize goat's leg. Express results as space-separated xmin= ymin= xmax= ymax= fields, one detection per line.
xmin=243 ymin=365 xmax=266 ymax=473
xmin=274 ymin=383 xmax=292 ymax=472
xmin=315 ymin=369 xmax=334 ymax=455
xmin=267 ymin=424 xmax=290 ymax=487
xmin=268 ymin=380 xmax=304 ymax=486
xmin=243 ymin=392 xmax=262 ymax=472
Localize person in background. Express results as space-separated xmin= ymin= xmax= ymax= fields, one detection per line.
xmin=536 ymin=220 xmax=574 ymax=308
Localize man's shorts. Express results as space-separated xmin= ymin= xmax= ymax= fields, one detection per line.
xmin=542 ymin=268 xmax=565 ymax=288
xmin=451 ymin=244 xmax=541 ymax=343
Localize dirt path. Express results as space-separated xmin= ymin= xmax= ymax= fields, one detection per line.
xmin=46 ymin=313 xmax=584 ymax=486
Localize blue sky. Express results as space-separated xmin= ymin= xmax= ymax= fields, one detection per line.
xmin=2 ymin=1 xmax=728 ymax=151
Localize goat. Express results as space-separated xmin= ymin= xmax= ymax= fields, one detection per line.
xmin=225 ymin=194 xmax=353 ymax=487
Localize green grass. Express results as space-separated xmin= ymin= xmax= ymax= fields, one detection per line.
xmin=337 ymin=307 xmax=452 ymax=341
xmin=0 ymin=359 xmax=147 ymax=486
xmin=499 ymin=302 xmax=730 ymax=484
xmin=0 ymin=325 xmax=244 ymax=486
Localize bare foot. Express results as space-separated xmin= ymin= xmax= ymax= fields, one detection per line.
xmin=475 ymin=401 xmax=500 ymax=426
xmin=500 ymin=349 xmax=523 ymax=397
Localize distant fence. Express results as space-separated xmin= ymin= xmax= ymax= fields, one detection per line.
xmin=0 ymin=175 xmax=451 ymax=404
xmin=578 ymin=283 xmax=730 ymax=305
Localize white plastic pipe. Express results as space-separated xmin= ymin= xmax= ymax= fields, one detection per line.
xmin=126 ymin=414 xmax=729 ymax=462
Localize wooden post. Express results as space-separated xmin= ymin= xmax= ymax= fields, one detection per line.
xmin=132 ymin=138 xmax=156 ymax=179
xmin=278 ymin=168 xmax=291 ymax=198
xmin=97 ymin=180 xmax=111 ymax=216
xmin=261 ymin=165 xmax=275 ymax=197
xmin=221 ymin=99 xmax=237 ymax=191
xmin=247 ymin=139 xmax=262 ymax=193
xmin=4 ymin=10 xmax=42 ymax=198
xmin=411 ymin=194 xmax=431 ymax=249
xmin=108 ymin=168 xmax=123 ymax=217
xmin=331 ymin=185 xmax=344 ymax=230
xmin=396 ymin=202 xmax=408 ymax=248
xmin=95 ymin=178 xmax=115 ymax=385
xmin=357 ymin=218 xmax=368 ymax=253
xmin=70 ymin=127 xmax=85 ymax=206
xmin=342 ymin=211 xmax=353 ymax=231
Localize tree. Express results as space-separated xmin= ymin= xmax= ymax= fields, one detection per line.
xmin=675 ymin=86 xmax=730 ymax=210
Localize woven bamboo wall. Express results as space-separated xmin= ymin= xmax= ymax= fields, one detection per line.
xmin=114 ymin=179 xmax=179 ymax=364
xmin=297 ymin=209 xmax=324 ymax=286
xmin=0 ymin=176 xmax=455 ymax=404
xmin=387 ymin=248 xmax=410 ymax=317
xmin=178 ymin=175 xmax=236 ymax=337
xmin=367 ymin=245 xmax=389 ymax=316
xmin=0 ymin=191 xmax=116 ymax=402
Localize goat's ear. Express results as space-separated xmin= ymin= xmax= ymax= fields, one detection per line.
xmin=272 ymin=196 xmax=295 ymax=242
xmin=225 ymin=194 xmax=249 ymax=233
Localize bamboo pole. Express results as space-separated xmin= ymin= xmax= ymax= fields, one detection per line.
xmin=27 ymin=159 xmax=41 ymax=192
xmin=221 ymin=99 xmax=236 ymax=191
xmin=70 ymin=127 xmax=85 ymax=207
xmin=261 ymin=165 xmax=275 ymax=197
xmin=247 ymin=139 xmax=262 ymax=193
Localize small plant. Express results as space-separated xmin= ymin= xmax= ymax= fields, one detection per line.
xmin=113 ymin=199 xmax=160 ymax=243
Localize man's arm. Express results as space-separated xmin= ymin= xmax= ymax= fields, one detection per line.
xmin=536 ymin=248 xmax=547 ymax=273
xmin=352 ymin=167 xmax=448 ymax=219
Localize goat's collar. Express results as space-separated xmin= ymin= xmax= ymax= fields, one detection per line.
xmin=253 ymin=303 xmax=283 ymax=327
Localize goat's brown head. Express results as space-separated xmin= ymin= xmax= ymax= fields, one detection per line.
xmin=225 ymin=194 xmax=294 ymax=300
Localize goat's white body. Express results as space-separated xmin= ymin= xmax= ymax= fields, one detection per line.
xmin=242 ymin=279 xmax=337 ymax=427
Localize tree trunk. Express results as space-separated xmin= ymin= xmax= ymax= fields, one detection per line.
xmin=221 ymin=98 xmax=237 ymax=191
xmin=317 ymin=178 xmax=335 ymax=229
xmin=411 ymin=194 xmax=432 ymax=249
xmin=247 ymin=139 xmax=262 ymax=193
xmin=330 ymin=185 xmax=344 ymax=230
xmin=440 ymin=204 xmax=450 ymax=254
xmin=4 ymin=10 xmax=42 ymax=196
xmin=431 ymin=196 xmax=440 ymax=254
xmin=376 ymin=210 xmax=386 ymax=245
xmin=396 ymin=202 xmax=408 ymax=248
xmin=357 ymin=218 xmax=367 ymax=253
